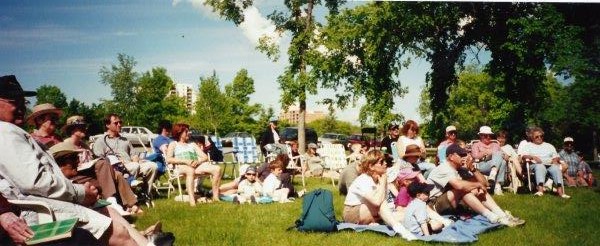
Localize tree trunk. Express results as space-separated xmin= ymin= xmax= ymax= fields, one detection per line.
xmin=594 ymin=130 xmax=598 ymax=162
xmin=296 ymin=0 xmax=313 ymax=155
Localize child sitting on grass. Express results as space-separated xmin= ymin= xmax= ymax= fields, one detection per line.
xmin=262 ymin=160 xmax=292 ymax=203
xmin=234 ymin=166 xmax=263 ymax=204
xmin=403 ymin=182 xmax=444 ymax=236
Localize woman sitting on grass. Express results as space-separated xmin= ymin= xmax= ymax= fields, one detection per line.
xmin=343 ymin=150 xmax=416 ymax=240
xmin=262 ymin=159 xmax=292 ymax=203
xmin=166 ymin=123 xmax=221 ymax=206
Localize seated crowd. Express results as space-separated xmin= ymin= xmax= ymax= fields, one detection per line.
xmin=1 ymin=74 xmax=595 ymax=244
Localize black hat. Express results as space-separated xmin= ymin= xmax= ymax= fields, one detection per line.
xmin=388 ymin=124 xmax=400 ymax=130
xmin=0 ymin=75 xmax=37 ymax=99
xmin=446 ymin=143 xmax=468 ymax=157
xmin=407 ymin=182 xmax=435 ymax=198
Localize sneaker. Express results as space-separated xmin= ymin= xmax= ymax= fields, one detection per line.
xmin=148 ymin=231 xmax=175 ymax=246
xmin=232 ymin=196 xmax=240 ymax=205
xmin=497 ymin=216 xmax=519 ymax=227
xmin=494 ymin=186 xmax=504 ymax=196
xmin=533 ymin=191 xmax=544 ymax=197
xmin=250 ymin=195 xmax=257 ymax=204
xmin=504 ymin=211 xmax=525 ymax=226
xmin=560 ymin=194 xmax=571 ymax=199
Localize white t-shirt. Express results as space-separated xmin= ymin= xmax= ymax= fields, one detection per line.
xmin=262 ymin=173 xmax=281 ymax=196
xmin=518 ymin=142 xmax=559 ymax=165
xmin=516 ymin=140 xmax=530 ymax=156
xmin=398 ymin=136 xmax=425 ymax=157
xmin=426 ymin=163 xmax=460 ymax=199
xmin=344 ymin=174 xmax=377 ymax=206
xmin=238 ymin=179 xmax=262 ymax=197
xmin=501 ymin=144 xmax=518 ymax=159
xmin=272 ymin=128 xmax=280 ymax=143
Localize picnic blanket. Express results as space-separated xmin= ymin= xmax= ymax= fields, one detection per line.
xmin=337 ymin=215 xmax=502 ymax=243
xmin=219 ymin=194 xmax=273 ymax=204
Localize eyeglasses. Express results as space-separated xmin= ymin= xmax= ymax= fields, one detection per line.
xmin=481 ymin=134 xmax=493 ymax=138
xmin=448 ymin=131 xmax=457 ymax=135
xmin=245 ymin=173 xmax=256 ymax=176
xmin=0 ymin=98 xmax=30 ymax=105
xmin=533 ymin=134 xmax=544 ymax=139
xmin=42 ymin=114 xmax=59 ymax=122
xmin=112 ymin=121 xmax=123 ymax=126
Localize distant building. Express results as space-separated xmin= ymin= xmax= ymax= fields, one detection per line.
xmin=170 ymin=83 xmax=197 ymax=114
xmin=279 ymin=104 xmax=326 ymax=124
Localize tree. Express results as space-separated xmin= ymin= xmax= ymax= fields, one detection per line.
xmin=206 ymin=0 xmax=344 ymax=153
xmin=224 ymin=69 xmax=261 ymax=134
xmin=134 ymin=67 xmax=189 ymax=130
xmin=98 ymin=53 xmax=139 ymax=123
xmin=36 ymin=85 xmax=68 ymax=109
xmin=195 ymin=72 xmax=232 ymax=136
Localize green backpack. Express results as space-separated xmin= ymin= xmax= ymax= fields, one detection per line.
xmin=294 ymin=189 xmax=338 ymax=232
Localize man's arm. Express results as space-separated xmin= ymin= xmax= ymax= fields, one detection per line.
xmin=0 ymin=126 xmax=86 ymax=204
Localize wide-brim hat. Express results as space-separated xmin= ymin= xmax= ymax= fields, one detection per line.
xmin=61 ymin=115 xmax=87 ymax=134
xmin=403 ymin=144 xmax=421 ymax=158
xmin=396 ymin=168 xmax=420 ymax=182
xmin=478 ymin=126 xmax=494 ymax=135
xmin=49 ymin=141 xmax=82 ymax=160
xmin=25 ymin=103 xmax=63 ymax=125
xmin=0 ymin=75 xmax=37 ymax=99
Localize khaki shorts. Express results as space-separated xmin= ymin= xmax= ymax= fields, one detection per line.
xmin=430 ymin=191 xmax=456 ymax=215
xmin=343 ymin=205 xmax=361 ymax=224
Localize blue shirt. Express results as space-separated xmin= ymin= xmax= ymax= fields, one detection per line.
xmin=152 ymin=135 xmax=172 ymax=155
xmin=403 ymin=199 xmax=429 ymax=235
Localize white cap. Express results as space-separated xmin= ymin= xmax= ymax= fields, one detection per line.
xmin=564 ymin=137 xmax=574 ymax=142
xmin=445 ymin=125 xmax=456 ymax=132
xmin=478 ymin=126 xmax=493 ymax=135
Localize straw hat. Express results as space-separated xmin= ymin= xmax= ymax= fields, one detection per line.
xmin=49 ymin=141 xmax=81 ymax=160
xmin=25 ymin=103 xmax=63 ymax=125
xmin=61 ymin=115 xmax=87 ymax=134
xmin=403 ymin=144 xmax=421 ymax=158
xmin=478 ymin=126 xmax=494 ymax=135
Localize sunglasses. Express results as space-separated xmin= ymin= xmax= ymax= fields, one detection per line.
xmin=533 ymin=134 xmax=544 ymax=139
xmin=112 ymin=121 xmax=123 ymax=125
xmin=448 ymin=131 xmax=457 ymax=135
xmin=245 ymin=173 xmax=256 ymax=176
xmin=481 ymin=134 xmax=493 ymax=138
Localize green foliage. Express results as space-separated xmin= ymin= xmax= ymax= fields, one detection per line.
xmin=307 ymin=117 xmax=359 ymax=136
xmin=35 ymin=85 xmax=68 ymax=109
xmin=98 ymin=53 xmax=139 ymax=122
xmin=194 ymin=72 xmax=232 ymax=136
xmin=133 ymin=67 xmax=189 ymax=129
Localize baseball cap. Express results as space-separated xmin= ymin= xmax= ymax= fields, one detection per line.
xmin=563 ymin=137 xmax=574 ymax=142
xmin=445 ymin=125 xmax=457 ymax=132
xmin=446 ymin=143 xmax=468 ymax=157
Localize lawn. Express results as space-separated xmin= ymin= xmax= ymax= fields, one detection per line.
xmin=133 ymin=166 xmax=600 ymax=246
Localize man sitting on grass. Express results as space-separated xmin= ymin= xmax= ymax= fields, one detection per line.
xmin=426 ymin=143 xmax=525 ymax=227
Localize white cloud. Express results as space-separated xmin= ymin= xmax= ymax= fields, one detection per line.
xmin=174 ymin=0 xmax=281 ymax=46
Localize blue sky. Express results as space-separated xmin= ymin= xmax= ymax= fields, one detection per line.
xmin=1 ymin=0 xmax=442 ymax=124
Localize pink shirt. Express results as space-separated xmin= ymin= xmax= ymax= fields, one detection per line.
xmin=471 ymin=141 xmax=501 ymax=160
xmin=31 ymin=130 xmax=62 ymax=148
xmin=394 ymin=186 xmax=412 ymax=207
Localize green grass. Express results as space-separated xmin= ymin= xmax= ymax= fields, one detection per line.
xmin=133 ymin=166 xmax=600 ymax=246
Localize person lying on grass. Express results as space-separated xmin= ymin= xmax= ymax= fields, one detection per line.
xmin=427 ymin=144 xmax=525 ymax=227
xmin=343 ymin=150 xmax=416 ymax=240
xmin=403 ymin=182 xmax=444 ymax=236
xmin=262 ymin=160 xmax=292 ymax=203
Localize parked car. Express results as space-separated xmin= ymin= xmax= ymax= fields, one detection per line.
xmin=221 ymin=132 xmax=253 ymax=147
xmin=279 ymin=127 xmax=318 ymax=146
xmin=347 ymin=134 xmax=370 ymax=149
xmin=318 ymin=133 xmax=348 ymax=146
xmin=89 ymin=126 xmax=157 ymax=147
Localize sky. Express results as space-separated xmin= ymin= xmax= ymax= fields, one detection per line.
xmin=0 ymin=0 xmax=442 ymax=125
